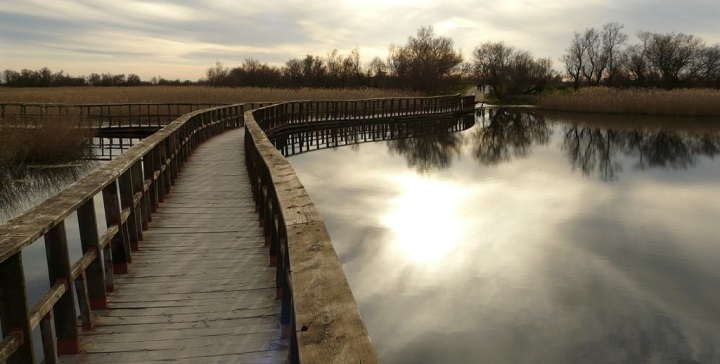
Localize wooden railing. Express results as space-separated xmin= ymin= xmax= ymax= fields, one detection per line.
xmin=0 ymin=102 xmax=273 ymax=129
xmin=244 ymin=94 xmax=473 ymax=363
xmin=0 ymin=94 xmax=474 ymax=364
xmin=254 ymin=94 xmax=475 ymax=133
xmin=0 ymin=103 xmax=251 ymax=364
xmin=273 ymin=114 xmax=475 ymax=157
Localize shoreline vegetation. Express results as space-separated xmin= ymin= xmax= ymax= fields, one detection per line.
xmin=0 ymin=86 xmax=418 ymax=169
xmin=537 ymin=88 xmax=720 ymax=117
xmin=0 ymin=118 xmax=94 ymax=169
xmin=0 ymin=86 xmax=418 ymax=104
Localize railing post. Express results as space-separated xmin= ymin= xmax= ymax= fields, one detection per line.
xmin=144 ymin=149 xmax=159 ymax=213
xmin=0 ymin=253 xmax=34 ymax=364
xmin=119 ymin=168 xmax=141 ymax=251
xmin=44 ymin=222 xmax=80 ymax=355
xmin=131 ymin=161 xmax=149 ymax=232
xmin=103 ymin=180 xmax=131 ymax=275
xmin=77 ymin=199 xmax=108 ymax=310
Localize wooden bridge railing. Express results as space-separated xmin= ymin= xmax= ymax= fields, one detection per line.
xmin=0 ymin=94 xmax=474 ymax=364
xmin=0 ymin=102 xmax=272 ymax=129
xmin=0 ymin=103 xmax=251 ymax=364
xmin=254 ymin=94 xmax=476 ymax=133
xmin=244 ymin=94 xmax=474 ymax=363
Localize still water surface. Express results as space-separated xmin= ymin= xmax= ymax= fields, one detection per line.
xmin=285 ymin=109 xmax=720 ymax=363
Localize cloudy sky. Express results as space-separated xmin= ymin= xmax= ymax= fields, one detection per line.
xmin=1 ymin=0 xmax=719 ymax=81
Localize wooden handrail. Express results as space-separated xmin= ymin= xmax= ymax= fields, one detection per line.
xmin=1 ymin=94 xmax=474 ymax=363
xmin=0 ymin=103 xmax=250 ymax=363
xmin=244 ymin=94 xmax=473 ymax=363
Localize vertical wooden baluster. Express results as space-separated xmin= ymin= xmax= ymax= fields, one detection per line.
xmin=44 ymin=222 xmax=79 ymax=355
xmin=74 ymin=272 xmax=93 ymax=331
xmin=78 ymin=198 xmax=108 ymax=309
xmin=103 ymin=180 xmax=130 ymax=274
xmin=40 ymin=311 xmax=57 ymax=364
xmin=0 ymin=253 xmax=35 ymax=363
xmin=144 ymin=149 xmax=159 ymax=213
xmin=119 ymin=168 xmax=141 ymax=251
xmin=131 ymin=161 xmax=148 ymax=232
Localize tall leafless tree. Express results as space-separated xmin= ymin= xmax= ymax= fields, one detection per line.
xmin=387 ymin=26 xmax=463 ymax=93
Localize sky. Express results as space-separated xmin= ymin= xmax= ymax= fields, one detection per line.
xmin=1 ymin=0 xmax=720 ymax=81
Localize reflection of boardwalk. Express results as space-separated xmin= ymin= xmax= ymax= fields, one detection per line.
xmin=60 ymin=128 xmax=287 ymax=363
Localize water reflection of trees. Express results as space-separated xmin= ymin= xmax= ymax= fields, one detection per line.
xmin=386 ymin=130 xmax=463 ymax=173
xmin=471 ymin=108 xmax=552 ymax=165
xmin=471 ymin=109 xmax=720 ymax=180
xmin=563 ymin=126 xmax=720 ymax=181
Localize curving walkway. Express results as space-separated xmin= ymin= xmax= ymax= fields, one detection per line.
xmin=60 ymin=128 xmax=287 ymax=363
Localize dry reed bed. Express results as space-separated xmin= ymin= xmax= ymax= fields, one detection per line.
xmin=0 ymin=86 xmax=417 ymax=104
xmin=0 ymin=118 xmax=94 ymax=168
xmin=537 ymin=88 xmax=720 ymax=116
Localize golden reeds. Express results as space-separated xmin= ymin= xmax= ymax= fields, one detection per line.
xmin=537 ymin=87 xmax=720 ymax=116
xmin=0 ymin=118 xmax=94 ymax=168
xmin=0 ymin=86 xmax=418 ymax=104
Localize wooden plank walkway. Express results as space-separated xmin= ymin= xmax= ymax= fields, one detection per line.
xmin=60 ymin=128 xmax=288 ymax=364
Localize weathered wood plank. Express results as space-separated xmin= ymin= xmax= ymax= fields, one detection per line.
xmin=61 ymin=128 xmax=286 ymax=363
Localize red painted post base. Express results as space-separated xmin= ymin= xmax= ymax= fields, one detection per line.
xmin=131 ymin=242 xmax=140 ymax=251
xmin=151 ymin=205 xmax=158 ymax=213
xmin=57 ymin=339 xmax=80 ymax=355
xmin=281 ymin=324 xmax=291 ymax=340
xmin=276 ymin=288 xmax=282 ymax=300
xmin=82 ymin=321 xmax=94 ymax=331
xmin=90 ymin=297 xmax=108 ymax=310
xmin=142 ymin=221 xmax=149 ymax=230
xmin=106 ymin=284 xmax=115 ymax=293
xmin=259 ymin=218 xmax=265 ymax=227
xmin=113 ymin=263 xmax=129 ymax=274
xmin=270 ymin=255 xmax=277 ymax=267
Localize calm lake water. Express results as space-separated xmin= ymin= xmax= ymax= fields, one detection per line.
xmin=284 ymin=109 xmax=720 ymax=364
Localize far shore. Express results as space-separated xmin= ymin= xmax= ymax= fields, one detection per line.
xmin=536 ymin=87 xmax=720 ymax=117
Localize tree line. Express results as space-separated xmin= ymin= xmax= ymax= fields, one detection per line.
xmin=0 ymin=68 xmax=193 ymax=88
xmin=562 ymin=22 xmax=720 ymax=90
xmin=4 ymin=24 xmax=717 ymax=95
xmin=1 ymin=26 xmax=557 ymax=96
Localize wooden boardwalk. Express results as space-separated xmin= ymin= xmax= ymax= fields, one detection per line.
xmin=60 ymin=128 xmax=288 ymax=363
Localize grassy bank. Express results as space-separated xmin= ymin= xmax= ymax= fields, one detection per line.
xmin=0 ymin=86 xmax=418 ymax=104
xmin=0 ymin=119 xmax=94 ymax=168
xmin=537 ymin=87 xmax=720 ymax=116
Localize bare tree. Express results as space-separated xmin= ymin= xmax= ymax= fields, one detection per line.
xmin=562 ymin=31 xmax=589 ymax=91
xmin=646 ymin=32 xmax=704 ymax=87
xmin=205 ymin=61 xmax=228 ymax=87
xmin=600 ymin=22 xmax=628 ymax=85
xmin=473 ymin=42 xmax=515 ymax=97
xmin=581 ymin=28 xmax=602 ymax=85
xmin=387 ymin=26 xmax=463 ymax=93
xmin=697 ymin=44 xmax=720 ymax=88
xmin=283 ymin=58 xmax=304 ymax=88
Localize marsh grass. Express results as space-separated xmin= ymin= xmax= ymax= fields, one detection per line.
xmin=0 ymin=86 xmax=418 ymax=168
xmin=0 ymin=117 xmax=94 ymax=168
xmin=537 ymin=88 xmax=720 ymax=116
xmin=0 ymin=86 xmax=418 ymax=104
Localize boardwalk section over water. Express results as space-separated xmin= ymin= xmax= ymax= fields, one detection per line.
xmin=0 ymin=95 xmax=474 ymax=364
xmin=61 ymin=128 xmax=286 ymax=363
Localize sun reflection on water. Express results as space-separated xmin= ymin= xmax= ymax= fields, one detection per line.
xmin=381 ymin=174 xmax=468 ymax=265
